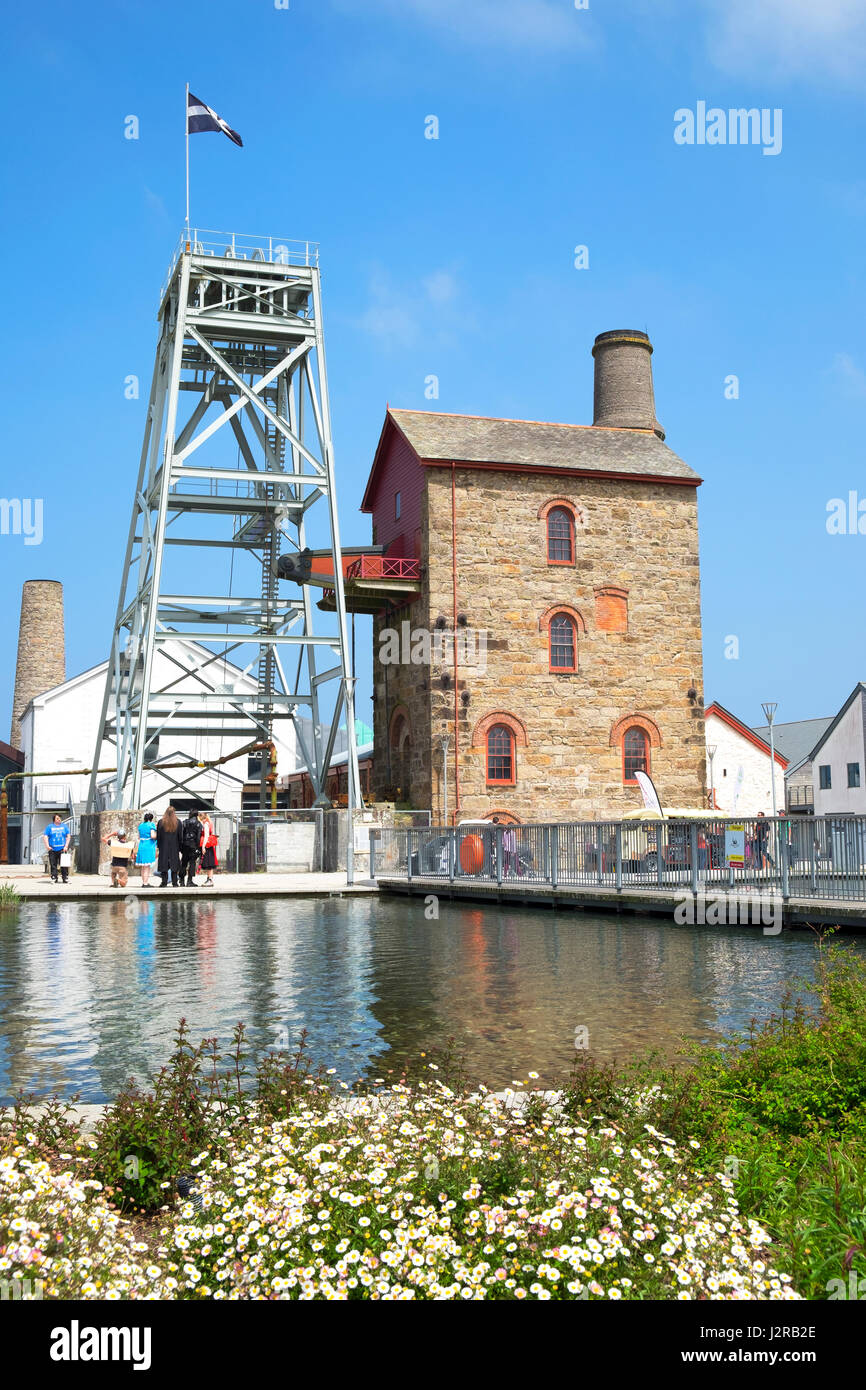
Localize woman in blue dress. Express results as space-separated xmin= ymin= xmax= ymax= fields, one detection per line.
xmin=135 ymin=811 xmax=157 ymax=885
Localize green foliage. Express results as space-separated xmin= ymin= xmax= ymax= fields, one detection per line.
xmin=559 ymin=936 xmax=866 ymax=1300
xmin=0 ymin=1091 xmax=81 ymax=1157
xmin=90 ymin=1020 xmax=327 ymax=1212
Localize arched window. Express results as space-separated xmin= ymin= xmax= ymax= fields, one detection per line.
xmin=547 ymin=506 xmax=574 ymax=564
xmin=486 ymin=724 xmax=515 ymax=785
xmin=389 ymin=708 xmax=412 ymax=801
xmin=623 ymin=726 xmax=649 ymax=784
xmin=549 ymin=613 xmax=577 ymax=672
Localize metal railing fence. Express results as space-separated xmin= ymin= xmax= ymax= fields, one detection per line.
xmin=162 ymin=229 xmax=319 ymax=296
xmin=370 ymin=815 xmax=866 ymax=903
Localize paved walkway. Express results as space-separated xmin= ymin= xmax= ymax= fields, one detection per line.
xmin=0 ymin=870 xmax=376 ymax=900
xmin=376 ymin=874 xmax=866 ymax=927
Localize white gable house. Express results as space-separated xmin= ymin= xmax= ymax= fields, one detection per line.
xmin=704 ymin=703 xmax=787 ymax=817
xmin=810 ymin=684 xmax=866 ymax=817
xmin=18 ymin=640 xmax=298 ymax=861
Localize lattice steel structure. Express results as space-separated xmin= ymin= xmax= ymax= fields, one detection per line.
xmin=88 ymin=229 xmax=359 ymax=812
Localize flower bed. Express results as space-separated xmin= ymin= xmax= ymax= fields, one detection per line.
xmin=0 ymin=1081 xmax=799 ymax=1300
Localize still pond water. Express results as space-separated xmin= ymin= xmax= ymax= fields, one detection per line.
xmin=0 ymin=896 xmax=859 ymax=1103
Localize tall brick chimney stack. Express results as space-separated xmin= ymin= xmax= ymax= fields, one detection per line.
xmin=10 ymin=580 xmax=66 ymax=749
xmin=592 ymin=330 xmax=665 ymax=440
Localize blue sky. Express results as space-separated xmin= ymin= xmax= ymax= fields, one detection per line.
xmin=2 ymin=0 xmax=865 ymax=745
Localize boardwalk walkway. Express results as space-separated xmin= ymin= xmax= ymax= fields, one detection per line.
xmin=375 ymin=874 xmax=866 ymax=928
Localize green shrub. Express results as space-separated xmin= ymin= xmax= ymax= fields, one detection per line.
xmin=90 ymin=1021 xmax=328 ymax=1212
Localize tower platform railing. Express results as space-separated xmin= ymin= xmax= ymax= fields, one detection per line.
xmin=162 ymin=229 xmax=320 ymax=298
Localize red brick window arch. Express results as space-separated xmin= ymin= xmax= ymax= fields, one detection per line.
xmin=486 ymin=725 xmax=515 ymax=785
xmin=549 ymin=614 xmax=577 ymax=672
xmin=537 ymin=498 xmax=584 ymax=567
xmin=609 ymin=713 xmax=661 ymax=786
xmin=595 ymin=586 xmax=628 ymax=634
xmin=472 ymin=712 xmax=527 ymax=787
xmin=623 ymin=727 xmax=649 ymax=783
xmin=547 ymin=507 xmax=574 ymax=564
xmin=539 ymin=605 xmax=586 ymax=673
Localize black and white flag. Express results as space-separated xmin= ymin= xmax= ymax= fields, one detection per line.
xmin=187 ymin=92 xmax=243 ymax=147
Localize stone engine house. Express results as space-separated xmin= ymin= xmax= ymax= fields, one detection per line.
xmin=359 ymin=330 xmax=707 ymax=822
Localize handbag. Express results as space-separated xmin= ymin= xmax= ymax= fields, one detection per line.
xmin=59 ymin=852 xmax=72 ymax=868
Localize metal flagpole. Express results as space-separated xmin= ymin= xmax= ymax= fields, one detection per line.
xmin=185 ymin=83 xmax=190 ymax=236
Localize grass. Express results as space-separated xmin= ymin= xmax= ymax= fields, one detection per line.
xmin=0 ymin=935 xmax=864 ymax=1300
xmin=0 ymin=883 xmax=21 ymax=912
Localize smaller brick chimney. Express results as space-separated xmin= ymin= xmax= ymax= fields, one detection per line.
xmin=11 ymin=580 xmax=66 ymax=749
xmin=592 ymin=330 xmax=665 ymax=440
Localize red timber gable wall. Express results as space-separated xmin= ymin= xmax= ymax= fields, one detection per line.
xmin=369 ymin=423 xmax=426 ymax=558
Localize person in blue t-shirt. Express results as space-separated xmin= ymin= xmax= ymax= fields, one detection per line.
xmin=43 ymin=814 xmax=71 ymax=883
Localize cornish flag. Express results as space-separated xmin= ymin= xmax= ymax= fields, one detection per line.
xmin=187 ymin=92 xmax=243 ymax=147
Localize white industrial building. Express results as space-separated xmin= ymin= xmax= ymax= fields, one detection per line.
xmin=17 ymin=640 xmax=298 ymax=862
xmin=808 ymin=683 xmax=866 ymax=817
xmin=704 ymin=702 xmax=787 ymax=816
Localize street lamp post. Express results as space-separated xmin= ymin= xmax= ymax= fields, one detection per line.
xmin=761 ymin=702 xmax=779 ymax=818
xmin=438 ymin=734 xmax=451 ymax=827
xmin=707 ymin=744 xmax=717 ymax=811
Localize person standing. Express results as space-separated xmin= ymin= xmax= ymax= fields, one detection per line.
xmin=43 ymin=813 xmax=71 ymax=884
xmin=199 ymin=812 xmax=218 ymax=886
xmin=754 ymin=812 xmax=774 ymax=871
xmin=135 ymin=811 xmax=157 ymax=886
xmin=180 ymin=810 xmax=203 ymax=887
xmin=156 ymin=805 xmax=181 ymax=887
xmin=502 ymin=824 xmax=519 ymax=877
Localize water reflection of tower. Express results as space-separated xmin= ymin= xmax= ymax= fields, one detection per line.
xmin=263 ymin=898 xmax=375 ymax=1073
xmin=196 ymin=902 xmax=218 ymax=993
xmin=0 ymin=901 xmax=98 ymax=1100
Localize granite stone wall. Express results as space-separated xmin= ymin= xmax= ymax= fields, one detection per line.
xmin=374 ymin=466 xmax=706 ymax=823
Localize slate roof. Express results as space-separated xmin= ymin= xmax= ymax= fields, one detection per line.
xmin=707 ymin=703 xmax=788 ymax=766
xmin=386 ymin=409 xmax=702 ymax=483
xmin=751 ymin=717 xmax=834 ymax=770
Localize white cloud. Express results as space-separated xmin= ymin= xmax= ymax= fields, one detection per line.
xmin=357 ymin=267 xmax=465 ymax=349
xmin=338 ymin=0 xmax=592 ymax=53
xmin=422 ymin=270 xmax=458 ymax=305
xmin=702 ymin=0 xmax=866 ymax=82
xmin=358 ymin=270 xmax=420 ymax=348
xmin=144 ymin=187 xmax=169 ymax=221
xmin=829 ymin=353 xmax=866 ymax=399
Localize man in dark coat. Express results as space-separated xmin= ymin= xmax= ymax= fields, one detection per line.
xmin=180 ymin=811 xmax=203 ymax=887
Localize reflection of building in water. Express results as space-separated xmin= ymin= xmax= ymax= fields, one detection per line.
xmin=361 ymin=906 xmax=808 ymax=1083
xmin=1 ymin=900 xmax=848 ymax=1103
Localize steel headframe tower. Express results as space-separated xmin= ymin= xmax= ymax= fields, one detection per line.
xmin=88 ymin=229 xmax=359 ymax=813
